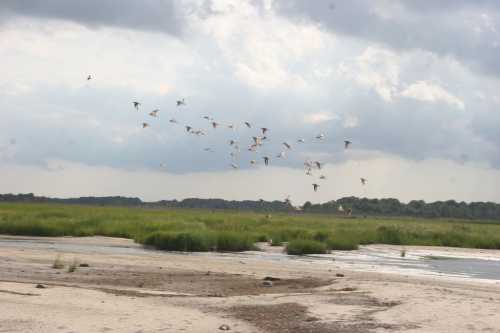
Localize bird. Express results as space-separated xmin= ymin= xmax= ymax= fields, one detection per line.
xmin=277 ymin=151 xmax=286 ymax=158
xmin=204 ymin=147 xmax=214 ymax=152
xmin=261 ymin=128 xmax=268 ymax=135
xmin=297 ymin=138 xmax=306 ymax=143
xmin=176 ymin=98 xmax=186 ymax=107
xmin=315 ymin=161 xmax=322 ymax=169
xmin=250 ymin=160 xmax=257 ymax=165
xmin=149 ymin=109 xmax=159 ymax=117
xmin=360 ymin=178 xmax=367 ymax=185
xmin=193 ymin=130 xmax=205 ymax=136
xmin=252 ymin=136 xmax=262 ymax=145
xmin=316 ymin=133 xmax=325 ymax=140
xmin=244 ymin=122 xmax=251 ymax=128
xmin=344 ymin=140 xmax=352 ymax=149
xmin=142 ymin=122 xmax=149 ymax=128
xmin=185 ymin=126 xmax=192 ymax=132
xmin=305 ymin=168 xmax=313 ymax=176
xmin=282 ymin=142 xmax=292 ymax=150
xmin=248 ymin=144 xmax=258 ymax=152
xmin=133 ymin=101 xmax=140 ymax=110
xmin=227 ymin=124 xmax=235 ymax=129
xmin=231 ymin=163 xmax=239 ymax=169
xmin=263 ymin=156 xmax=270 ymax=166
xmin=229 ymin=140 xmax=237 ymax=146
xmin=211 ymin=122 xmax=219 ymax=129
xmin=87 ymin=75 xmax=92 ymax=81
xmin=202 ymin=116 xmax=211 ymax=120
xmin=319 ymin=175 xmax=326 ymax=180
xmin=312 ymin=183 xmax=320 ymax=192
xmin=169 ymin=118 xmax=178 ymax=124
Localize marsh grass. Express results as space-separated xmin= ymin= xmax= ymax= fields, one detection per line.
xmin=1 ymin=203 xmax=500 ymax=253
xmin=286 ymin=239 xmax=328 ymax=255
xmin=52 ymin=254 xmax=64 ymax=269
xmin=67 ymin=258 xmax=78 ymax=273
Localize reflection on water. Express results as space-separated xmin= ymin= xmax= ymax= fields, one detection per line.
xmin=0 ymin=237 xmax=499 ymax=281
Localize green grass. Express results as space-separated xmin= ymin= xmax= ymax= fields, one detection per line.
xmin=286 ymin=239 xmax=328 ymax=255
xmin=0 ymin=203 xmax=500 ymax=253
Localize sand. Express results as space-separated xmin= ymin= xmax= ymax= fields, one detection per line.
xmin=0 ymin=236 xmax=499 ymax=333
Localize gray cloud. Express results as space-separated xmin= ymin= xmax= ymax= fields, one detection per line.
xmin=0 ymin=0 xmax=185 ymax=35
xmin=272 ymin=0 xmax=500 ymax=77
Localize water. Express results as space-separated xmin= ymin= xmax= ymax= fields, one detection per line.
xmin=1 ymin=237 xmax=499 ymax=282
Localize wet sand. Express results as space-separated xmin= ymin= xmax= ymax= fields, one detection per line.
xmin=0 ymin=236 xmax=499 ymax=332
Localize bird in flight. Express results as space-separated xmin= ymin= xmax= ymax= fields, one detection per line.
xmin=319 ymin=175 xmax=327 ymax=180
xmin=133 ymin=101 xmax=140 ymax=110
xmin=231 ymin=163 xmax=239 ymax=169
xmin=360 ymin=178 xmax=367 ymax=185
xmin=142 ymin=122 xmax=149 ymax=129
xmin=202 ymin=116 xmax=211 ymax=121
xmin=250 ymin=160 xmax=257 ymax=165
xmin=344 ymin=140 xmax=352 ymax=149
xmin=263 ymin=156 xmax=270 ymax=166
xmin=185 ymin=126 xmax=192 ymax=133
xmin=227 ymin=124 xmax=235 ymax=130
xmin=244 ymin=122 xmax=252 ymax=128
xmin=176 ymin=98 xmax=186 ymax=107
xmin=87 ymin=75 xmax=92 ymax=81
xmin=277 ymin=151 xmax=286 ymax=159
xmin=149 ymin=109 xmax=159 ymax=117
xmin=297 ymin=138 xmax=306 ymax=143
xmin=315 ymin=161 xmax=323 ymax=169
xmin=169 ymin=118 xmax=178 ymax=124
xmin=282 ymin=142 xmax=292 ymax=150
xmin=204 ymin=148 xmax=214 ymax=152
xmin=316 ymin=133 xmax=325 ymax=140
xmin=312 ymin=183 xmax=320 ymax=192
xmin=212 ymin=122 xmax=219 ymax=129
xmin=261 ymin=128 xmax=268 ymax=135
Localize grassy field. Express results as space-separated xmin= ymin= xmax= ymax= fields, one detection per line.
xmin=1 ymin=203 xmax=500 ymax=254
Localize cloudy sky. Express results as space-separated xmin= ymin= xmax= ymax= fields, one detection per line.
xmin=1 ymin=0 xmax=500 ymax=204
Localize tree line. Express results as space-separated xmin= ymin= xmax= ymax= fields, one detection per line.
xmin=1 ymin=193 xmax=499 ymax=220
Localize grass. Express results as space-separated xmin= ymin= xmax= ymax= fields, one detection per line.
xmin=51 ymin=254 xmax=64 ymax=269
xmin=286 ymin=239 xmax=328 ymax=255
xmin=0 ymin=203 xmax=500 ymax=253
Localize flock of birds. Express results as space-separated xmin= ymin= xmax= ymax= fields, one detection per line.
xmin=84 ymin=75 xmax=368 ymax=208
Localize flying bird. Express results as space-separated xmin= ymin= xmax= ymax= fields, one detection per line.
xmin=231 ymin=163 xmax=239 ymax=169
xmin=227 ymin=124 xmax=235 ymax=129
xmin=176 ymin=98 xmax=186 ymax=107
xmin=202 ymin=116 xmax=211 ymax=120
xmin=297 ymin=138 xmax=306 ymax=143
xmin=319 ymin=175 xmax=327 ymax=180
xmin=211 ymin=122 xmax=219 ymax=129
xmin=277 ymin=151 xmax=286 ymax=158
xmin=315 ymin=161 xmax=322 ymax=169
xmin=312 ymin=183 xmax=320 ymax=192
xmin=185 ymin=126 xmax=192 ymax=132
xmin=133 ymin=101 xmax=140 ymax=110
xmin=204 ymin=147 xmax=214 ymax=152
xmin=169 ymin=118 xmax=178 ymax=124
xmin=261 ymin=128 xmax=268 ymax=135
xmin=87 ymin=75 xmax=92 ymax=81
xmin=344 ymin=140 xmax=352 ymax=149
xmin=282 ymin=142 xmax=292 ymax=150
xmin=360 ymin=178 xmax=367 ymax=185
xmin=142 ymin=122 xmax=149 ymax=128
xmin=316 ymin=133 xmax=325 ymax=140
xmin=229 ymin=140 xmax=237 ymax=146
xmin=149 ymin=109 xmax=159 ymax=117
xmin=250 ymin=160 xmax=257 ymax=165
xmin=244 ymin=122 xmax=251 ymax=128
xmin=263 ymin=156 xmax=270 ymax=166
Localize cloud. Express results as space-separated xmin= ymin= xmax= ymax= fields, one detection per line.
xmin=0 ymin=0 xmax=185 ymax=36
xmin=400 ymin=81 xmax=465 ymax=110
xmin=304 ymin=112 xmax=338 ymax=124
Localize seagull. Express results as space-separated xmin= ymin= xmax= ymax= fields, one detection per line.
xmin=133 ymin=101 xmax=140 ymax=110
xmin=227 ymin=124 xmax=235 ymax=129
xmin=87 ymin=75 xmax=92 ymax=81
xmin=263 ymin=156 xmax=270 ymax=166
xmin=244 ymin=122 xmax=251 ymax=128
xmin=360 ymin=178 xmax=367 ymax=185
xmin=313 ymin=183 xmax=320 ymax=192
xmin=297 ymin=138 xmax=306 ymax=143
xmin=229 ymin=140 xmax=237 ymax=146
xmin=149 ymin=109 xmax=159 ymax=117
xmin=185 ymin=126 xmax=192 ymax=133
xmin=315 ymin=161 xmax=322 ymax=169
xmin=211 ymin=122 xmax=219 ymax=129
xmin=316 ymin=133 xmax=325 ymax=140
xmin=169 ymin=118 xmax=178 ymax=124
xmin=231 ymin=163 xmax=239 ymax=169
xmin=252 ymin=136 xmax=262 ymax=145
xmin=319 ymin=175 xmax=327 ymax=180
xmin=250 ymin=160 xmax=257 ymax=165
xmin=202 ymin=116 xmax=211 ymax=120
xmin=304 ymin=161 xmax=313 ymax=169
xmin=248 ymin=144 xmax=258 ymax=152
xmin=204 ymin=147 xmax=214 ymax=152
xmin=176 ymin=98 xmax=186 ymax=107
xmin=261 ymin=128 xmax=268 ymax=135
xmin=305 ymin=168 xmax=313 ymax=176
xmin=282 ymin=142 xmax=292 ymax=150
xmin=194 ymin=130 xmax=205 ymax=136
xmin=277 ymin=151 xmax=286 ymax=158
xmin=344 ymin=140 xmax=352 ymax=149
xmin=142 ymin=122 xmax=149 ymax=128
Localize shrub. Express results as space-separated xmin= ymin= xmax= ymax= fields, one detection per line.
xmin=376 ymin=225 xmax=403 ymax=244
xmin=216 ymin=232 xmax=255 ymax=252
xmin=286 ymin=240 xmax=328 ymax=255
xmin=142 ymin=231 xmax=214 ymax=252
xmin=326 ymin=237 xmax=359 ymax=250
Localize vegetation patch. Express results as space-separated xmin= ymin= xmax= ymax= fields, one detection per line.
xmin=286 ymin=240 xmax=328 ymax=255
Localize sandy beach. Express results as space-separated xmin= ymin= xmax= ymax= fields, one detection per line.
xmin=0 ymin=236 xmax=499 ymax=333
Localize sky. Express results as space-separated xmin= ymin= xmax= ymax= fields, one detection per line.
xmin=1 ymin=0 xmax=500 ymax=204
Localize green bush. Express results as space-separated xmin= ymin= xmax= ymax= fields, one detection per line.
xmin=216 ymin=231 xmax=255 ymax=252
xmin=286 ymin=239 xmax=328 ymax=255
xmin=142 ymin=231 xmax=214 ymax=251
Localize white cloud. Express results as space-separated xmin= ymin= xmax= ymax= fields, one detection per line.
xmin=400 ymin=81 xmax=465 ymax=109
xmin=303 ymin=111 xmax=338 ymax=124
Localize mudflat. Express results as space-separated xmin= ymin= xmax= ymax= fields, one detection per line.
xmin=0 ymin=236 xmax=499 ymax=333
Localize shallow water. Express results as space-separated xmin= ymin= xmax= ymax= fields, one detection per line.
xmin=0 ymin=237 xmax=499 ymax=282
